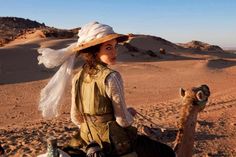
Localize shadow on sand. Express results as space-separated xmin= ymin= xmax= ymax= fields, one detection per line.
xmin=144 ymin=120 xmax=226 ymax=145
xmin=206 ymin=58 xmax=236 ymax=69
xmin=0 ymin=43 xmax=54 ymax=84
xmin=189 ymin=50 xmax=236 ymax=59
xmin=0 ymin=39 xmax=77 ymax=85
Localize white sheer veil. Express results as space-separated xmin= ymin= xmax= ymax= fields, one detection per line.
xmin=37 ymin=43 xmax=77 ymax=118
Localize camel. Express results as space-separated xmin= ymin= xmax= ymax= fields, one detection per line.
xmin=174 ymin=84 xmax=210 ymax=157
xmin=135 ymin=84 xmax=210 ymax=157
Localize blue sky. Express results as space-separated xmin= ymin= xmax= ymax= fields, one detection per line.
xmin=1 ymin=0 xmax=236 ymax=48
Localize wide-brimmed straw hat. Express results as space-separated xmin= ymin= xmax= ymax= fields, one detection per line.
xmin=73 ymin=33 xmax=129 ymax=52
xmin=72 ymin=21 xmax=130 ymax=53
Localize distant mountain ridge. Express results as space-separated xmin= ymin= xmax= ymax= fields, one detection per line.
xmin=0 ymin=17 xmax=224 ymax=53
xmin=121 ymin=35 xmax=224 ymax=58
xmin=0 ymin=17 xmax=45 ymax=46
xmin=0 ymin=17 xmax=46 ymax=29
xmin=0 ymin=17 xmax=79 ymax=46
xmin=177 ymin=40 xmax=224 ymax=52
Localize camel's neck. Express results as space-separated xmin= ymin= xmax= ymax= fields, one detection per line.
xmin=174 ymin=99 xmax=199 ymax=157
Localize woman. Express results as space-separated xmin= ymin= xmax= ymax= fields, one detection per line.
xmin=38 ymin=22 xmax=175 ymax=157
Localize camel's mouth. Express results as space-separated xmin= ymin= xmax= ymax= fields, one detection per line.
xmin=193 ymin=98 xmax=208 ymax=106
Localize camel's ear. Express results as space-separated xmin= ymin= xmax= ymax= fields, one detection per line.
xmin=196 ymin=91 xmax=204 ymax=101
xmin=180 ymin=88 xmax=185 ymax=97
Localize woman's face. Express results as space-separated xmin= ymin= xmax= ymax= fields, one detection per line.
xmin=97 ymin=39 xmax=117 ymax=65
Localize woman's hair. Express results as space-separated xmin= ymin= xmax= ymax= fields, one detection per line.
xmin=78 ymin=44 xmax=102 ymax=74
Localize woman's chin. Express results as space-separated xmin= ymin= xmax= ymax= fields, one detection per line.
xmin=106 ymin=59 xmax=116 ymax=65
xmin=110 ymin=60 xmax=116 ymax=65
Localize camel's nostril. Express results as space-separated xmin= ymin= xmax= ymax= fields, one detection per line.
xmin=201 ymin=84 xmax=210 ymax=97
xmin=205 ymin=90 xmax=210 ymax=97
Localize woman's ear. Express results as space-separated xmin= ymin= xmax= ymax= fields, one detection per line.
xmin=180 ymin=88 xmax=185 ymax=97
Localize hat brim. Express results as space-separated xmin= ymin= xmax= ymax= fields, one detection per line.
xmin=73 ymin=34 xmax=129 ymax=52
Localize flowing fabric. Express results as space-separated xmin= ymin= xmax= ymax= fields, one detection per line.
xmin=38 ymin=43 xmax=76 ymax=117
xmin=37 ymin=43 xmax=76 ymax=69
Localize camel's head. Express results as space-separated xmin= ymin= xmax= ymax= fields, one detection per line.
xmin=180 ymin=84 xmax=210 ymax=111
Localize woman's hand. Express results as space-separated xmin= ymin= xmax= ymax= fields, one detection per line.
xmin=127 ymin=107 xmax=137 ymax=117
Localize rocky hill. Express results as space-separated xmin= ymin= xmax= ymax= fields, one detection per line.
xmin=0 ymin=17 xmax=46 ymax=30
xmin=127 ymin=35 xmax=183 ymax=51
xmin=119 ymin=35 xmax=224 ymax=59
xmin=117 ymin=34 xmax=184 ymax=58
xmin=178 ymin=40 xmax=224 ymax=52
xmin=0 ymin=17 xmax=79 ymax=46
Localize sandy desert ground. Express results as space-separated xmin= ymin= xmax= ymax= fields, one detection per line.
xmin=0 ymin=36 xmax=236 ymax=157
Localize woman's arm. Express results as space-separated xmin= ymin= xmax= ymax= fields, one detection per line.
xmin=105 ymin=71 xmax=134 ymax=127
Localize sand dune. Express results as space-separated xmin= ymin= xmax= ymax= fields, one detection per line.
xmin=0 ymin=36 xmax=236 ymax=156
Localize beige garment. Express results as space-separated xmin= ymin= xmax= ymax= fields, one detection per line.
xmin=71 ymin=71 xmax=134 ymax=128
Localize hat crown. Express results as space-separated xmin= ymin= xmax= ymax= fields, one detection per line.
xmin=77 ymin=22 xmax=115 ymax=46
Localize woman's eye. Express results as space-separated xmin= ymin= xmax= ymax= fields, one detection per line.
xmin=106 ymin=47 xmax=112 ymax=50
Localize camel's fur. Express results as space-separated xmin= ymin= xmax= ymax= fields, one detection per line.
xmin=174 ymin=85 xmax=210 ymax=157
